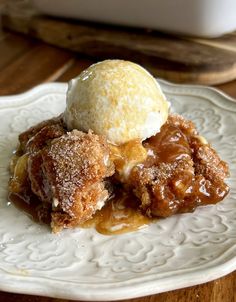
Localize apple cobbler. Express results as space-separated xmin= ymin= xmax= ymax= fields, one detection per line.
xmin=8 ymin=60 xmax=230 ymax=234
xmin=8 ymin=113 xmax=229 ymax=233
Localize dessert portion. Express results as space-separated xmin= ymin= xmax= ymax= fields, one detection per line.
xmin=8 ymin=60 xmax=229 ymax=234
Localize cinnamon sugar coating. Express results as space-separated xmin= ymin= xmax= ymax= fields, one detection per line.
xmin=40 ymin=130 xmax=114 ymax=231
xmin=17 ymin=117 xmax=114 ymax=232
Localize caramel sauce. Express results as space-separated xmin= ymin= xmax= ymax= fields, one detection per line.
xmin=9 ymin=189 xmax=151 ymax=235
xmin=8 ymin=192 xmax=41 ymax=222
xmin=8 ymin=153 xmax=51 ymax=225
xmin=80 ymin=191 xmax=151 ymax=235
xmin=143 ymin=123 xmax=229 ymax=213
xmin=144 ymin=124 xmax=191 ymax=165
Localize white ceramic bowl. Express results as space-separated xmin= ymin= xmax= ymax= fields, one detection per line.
xmin=32 ymin=0 xmax=236 ymax=37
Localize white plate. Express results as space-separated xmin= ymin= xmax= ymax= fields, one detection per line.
xmin=0 ymin=81 xmax=236 ymax=301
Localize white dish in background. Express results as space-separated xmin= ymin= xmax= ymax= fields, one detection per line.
xmin=0 ymin=81 xmax=236 ymax=301
xmin=32 ymin=0 xmax=236 ymax=37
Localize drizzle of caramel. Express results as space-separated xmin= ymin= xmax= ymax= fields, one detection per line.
xmin=80 ymin=191 xmax=151 ymax=235
xmin=144 ymin=124 xmax=191 ymax=164
xmin=143 ymin=123 xmax=229 ymax=211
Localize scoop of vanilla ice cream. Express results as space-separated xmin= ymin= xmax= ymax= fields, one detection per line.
xmin=64 ymin=60 xmax=169 ymax=145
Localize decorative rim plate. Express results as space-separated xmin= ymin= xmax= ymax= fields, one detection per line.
xmin=0 ymin=80 xmax=236 ymax=301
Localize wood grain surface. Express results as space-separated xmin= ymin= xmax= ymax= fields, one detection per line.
xmin=0 ymin=29 xmax=235 ymax=302
xmin=2 ymin=4 xmax=236 ymax=85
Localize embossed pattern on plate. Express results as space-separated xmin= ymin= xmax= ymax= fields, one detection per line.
xmin=0 ymin=81 xmax=236 ymax=301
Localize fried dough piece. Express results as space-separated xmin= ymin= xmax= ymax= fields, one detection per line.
xmin=28 ymin=130 xmax=114 ymax=232
xmin=129 ymin=114 xmax=229 ymax=217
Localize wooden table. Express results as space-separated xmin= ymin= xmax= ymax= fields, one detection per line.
xmin=0 ymin=30 xmax=235 ymax=302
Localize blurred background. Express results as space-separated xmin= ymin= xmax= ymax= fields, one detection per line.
xmin=0 ymin=0 xmax=236 ymax=96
